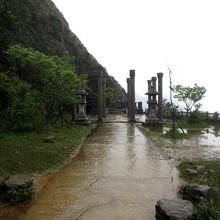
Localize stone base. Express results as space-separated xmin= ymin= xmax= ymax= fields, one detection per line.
xmin=181 ymin=184 xmax=216 ymax=203
xmin=142 ymin=118 xmax=162 ymax=127
xmin=72 ymin=119 xmax=91 ymax=126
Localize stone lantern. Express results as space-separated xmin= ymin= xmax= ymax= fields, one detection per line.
xmin=75 ymin=88 xmax=90 ymax=125
xmin=143 ymin=77 xmax=162 ymax=126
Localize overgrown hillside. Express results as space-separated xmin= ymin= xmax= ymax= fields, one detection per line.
xmin=0 ymin=0 xmax=126 ymax=105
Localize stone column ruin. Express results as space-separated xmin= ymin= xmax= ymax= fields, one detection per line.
xmin=157 ymin=72 xmax=163 ymax=121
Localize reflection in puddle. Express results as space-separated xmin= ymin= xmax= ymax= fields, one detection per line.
xmin=147 ymin=125 xmax=220 ymax=146
xmin=146 ymin=125 xmax=220 ymax=160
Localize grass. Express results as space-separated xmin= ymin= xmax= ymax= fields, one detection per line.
xmin=137 ymin=125 xmax=162 ymax=137
xmin=136 ymin=125 xmax=165 ymax=146
xmin=137 ymin=125 xmax=189 ymax=149
xmin=0 ymin=124 xmax=96 ymax=177
xmin=163 ymin=127 xmax=187 ymax=139
xmin=178 ymin=160 xmax=220 ymax=212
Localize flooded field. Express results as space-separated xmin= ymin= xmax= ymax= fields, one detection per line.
xmin=147 ymin=124 xmax=220 ymax=161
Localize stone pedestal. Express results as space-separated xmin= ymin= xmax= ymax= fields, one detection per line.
xmin=75 ymin=88 xmax=90 ymax=125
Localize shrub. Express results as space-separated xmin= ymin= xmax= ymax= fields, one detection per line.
xmin=2 ymin=180 xmax=34 ymax=204
xmin=188 ymin=110 xmax=205 ymax=124
xmin=196 ymin=200 xmax=219 ymax=220
xmin=164 ymin=127 xmax=186 ymax=139
xmin=0 ymin=72 xmax=40 ymax=130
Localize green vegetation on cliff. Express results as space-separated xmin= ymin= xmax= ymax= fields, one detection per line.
xmin=1 ymin=45 xmax=84 ymax=130
xmin=0 ymin=0 xmax=126 ymax=110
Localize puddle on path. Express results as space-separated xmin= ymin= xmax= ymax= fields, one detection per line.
xmin=1 ymin=122 xmax=180 ymax=220
xmin=146 ymin=124 xmax=220 ymax=161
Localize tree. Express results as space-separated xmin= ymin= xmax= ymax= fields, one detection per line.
xmin=166 ymin=66 xmax=186 ymax=138
xmin=174 ymin=84 xmax=206 ymax=114
xmin=105 ymin=88 xmax=114 ymax=107
xmin=5 ymin=45 xmax=83 ymax=123
xmin=0 ymin=72 xmax=39 ymax=130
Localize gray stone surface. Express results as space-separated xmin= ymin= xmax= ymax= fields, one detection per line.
xmin=155 ymin=198 xmax=196 ymax=220
xmin=182 ymin=184 xmax=216 ymax=202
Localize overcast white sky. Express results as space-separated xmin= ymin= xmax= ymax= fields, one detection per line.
xmin=52 ymin=0 xmax=220 ymax=112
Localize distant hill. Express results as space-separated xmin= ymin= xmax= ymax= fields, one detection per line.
xmin=0 ymin=0 xmax=126 ymax=108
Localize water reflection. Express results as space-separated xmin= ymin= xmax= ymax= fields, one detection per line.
xmin=143 ymin=124 xmax=220 ymax=160
xmin=147 ymin=126 xmax=163 ymax=133
xmin=126 ymin=124 xmax=136 ymax=172
xmin=213 ymin=126 xmax=220 ymax=137
xmin=187 ymin=129 xmax=203 ymax=135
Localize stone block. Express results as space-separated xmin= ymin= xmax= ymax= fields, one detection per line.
xmin=155 ymin=198 xmax=196 ymax=220
xmin=182 ymin=184 xmax=216 ymax=203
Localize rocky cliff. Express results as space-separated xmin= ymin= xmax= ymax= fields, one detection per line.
xmin=0 ymin=0 xmax=126 ymax=106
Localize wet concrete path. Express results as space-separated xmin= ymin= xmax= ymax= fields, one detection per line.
xmin=9 ymin=123 xmax=179 ymax=219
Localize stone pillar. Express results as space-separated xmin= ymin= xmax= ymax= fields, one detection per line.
xmin=152 ymin=77 xmax=157 ymax=92
xmin=127 ymin=78 xmax=131 ymax=118
xmin=130 ymin=70 xmax=135 ymax=122
xmin=98 ymin=72 xmax=103 ymax=122
xmin=151 ymin=77 xmax=157 ymax=110
xmin=147 ymin=80 xmax=152 ymax=116
xmin=102 ymin=78 xmax=107 ymax=117
xmin=157 ymin=72 xmax=163 ymax=121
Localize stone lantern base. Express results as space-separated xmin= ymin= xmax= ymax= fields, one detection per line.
xmin=142 ymin=107 xmax=162 ymax=127
xmin=73 ymin=115 xmax=90 ymax=125
xmin=142 ymin=118 xmax=162 ymax=127
xmin=73 ymin=119 xmax=91 ymax=126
